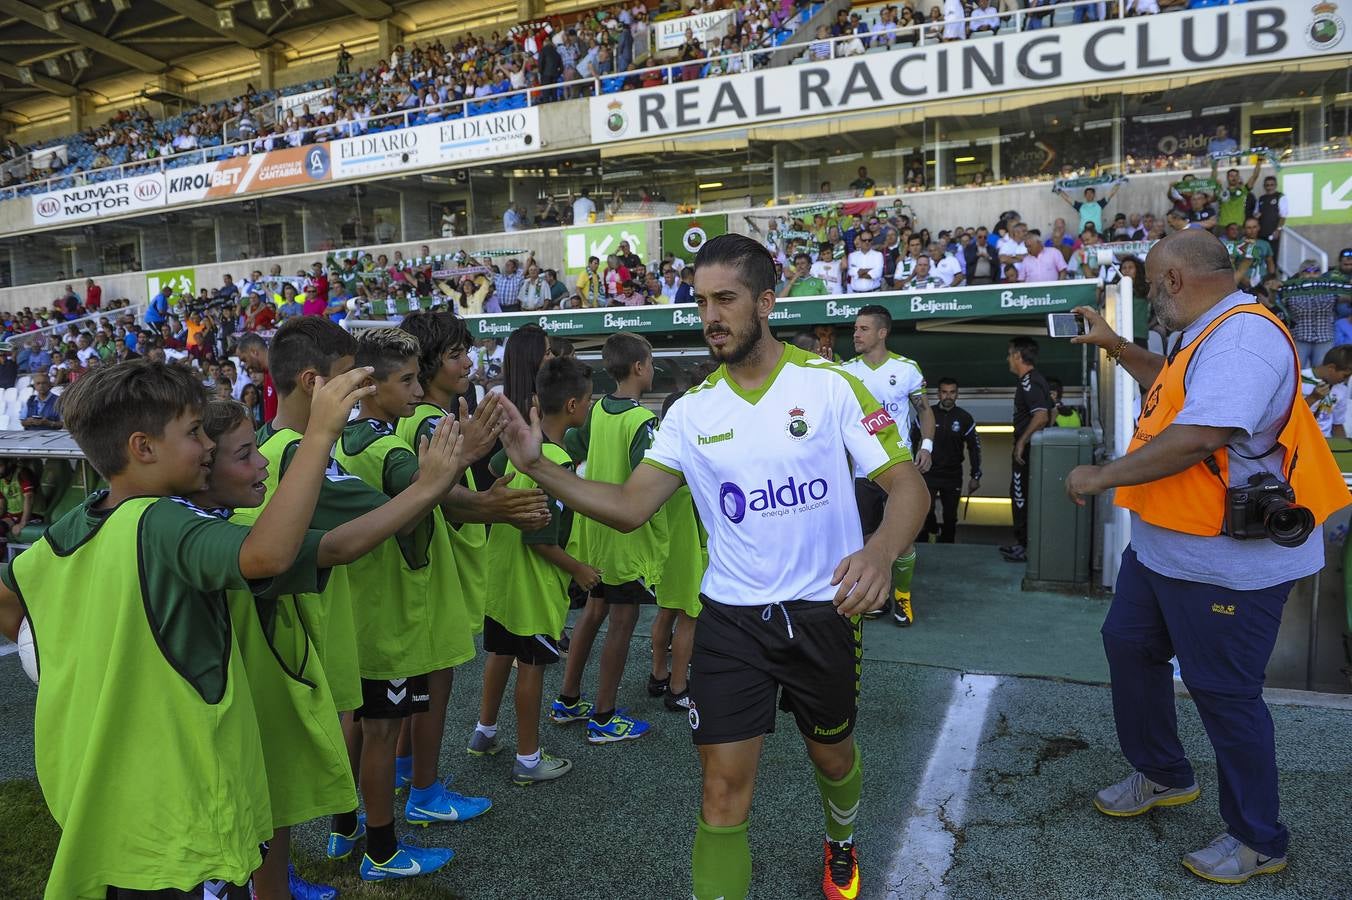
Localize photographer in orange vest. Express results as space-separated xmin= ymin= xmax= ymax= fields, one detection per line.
xmin=1064 ymin=230 xmax=1349 ymax=885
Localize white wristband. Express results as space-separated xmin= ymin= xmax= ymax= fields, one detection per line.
xmin=920 ymin=438 xmax=934 ymax=453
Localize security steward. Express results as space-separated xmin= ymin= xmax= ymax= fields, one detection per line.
xmin=923 ymin=377 xmax=982 ymax=543
xmin=1065 ymin=230 xmax=1350 ymax=885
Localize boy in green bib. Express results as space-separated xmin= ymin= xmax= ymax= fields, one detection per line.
xmin=193 ymin=398 xmax=467 ymax=900
xmin=0 ymin=360 xmax=374 ymax=899
xmin=391 ymin=311 xmax=552 ymax=793
xmin=331 ymin=328 xmax=489 ymax=880
xmin=650 ymin=388 xmax=707 ymax=713
xmin=555 ymin=331 xmax=668 ymax=744
xmin=470 ymin=357 xmax=601 ymax=784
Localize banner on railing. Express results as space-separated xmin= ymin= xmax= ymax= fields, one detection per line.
xmin=332 ymin=108 xmax=541 ymax=180
xmin=653 ymin=10 xmax=733 ymax=51
xmin=166 ymin=145 xmax=332 ymax=204
xmin=462 ymin=282 xmax=1099 ymax=338
xmin=276 ymin=87 xmax=333 ymax=119
xmin=592 ymin=3 xmax=1344 ymax=144
xmin=32 ymin=171 xmax=166 ymax=226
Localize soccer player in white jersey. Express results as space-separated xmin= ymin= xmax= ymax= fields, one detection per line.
xmin=496 ymin=234 xmax=929 ymax=900
xmin=842 ymin=305 xmax=936 ymax=626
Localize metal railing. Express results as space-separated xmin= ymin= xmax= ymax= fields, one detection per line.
xmin=1278 ymin=227 xmax=1329 ymax=278
xmin=0 ymin=0 xmax=1169 ymax=200
xmin=6 ymin=303 xmax=146 ymax=353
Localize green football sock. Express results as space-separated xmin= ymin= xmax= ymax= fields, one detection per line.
xmin=892 ymin=549 xmax=916 ymax=596
xmin=815 ymin=744 xmax=862 ymax=844
xmin=692 ymin=816 xmax=751 ymax=900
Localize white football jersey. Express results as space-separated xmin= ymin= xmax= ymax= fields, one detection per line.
xmin=842 ymin=352 xmax=926 ymax=474
xmin=644 ymin=344 xmax=910 ymax=606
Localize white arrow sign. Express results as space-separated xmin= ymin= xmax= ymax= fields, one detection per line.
xmin=1321 ymin=175 xmax=1352 ymax=211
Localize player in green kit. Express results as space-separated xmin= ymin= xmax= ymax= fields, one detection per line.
xmin=471 ymin=357 xmax=602 ymax=783
xmin=0 ymin=360 xmax=374 ymax=899
xmin=191 ymin=397 xmax=467 ymax=900
xmin=650 ymin=387 xmax=707 ymax=712
xmin=554 ymin=331 xmax=667 ymax=743
xmin=495 ymin=235 xmax=930 ymax=900
xmin=330 ymin=328 xmax=491 ymax=880
xmin=392 ymin=310 xmax=551 ymax=792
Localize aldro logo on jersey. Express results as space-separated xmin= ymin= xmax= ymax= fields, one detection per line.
xmin=719 ymin=476 xmax=830 ymax=524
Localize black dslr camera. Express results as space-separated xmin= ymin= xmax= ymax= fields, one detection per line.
xmin=1224 ymin=474 xmax=1315 ymax=547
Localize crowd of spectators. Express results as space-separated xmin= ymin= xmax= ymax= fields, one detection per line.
xmin=1 ymin=0 xmax=1229 ymax=198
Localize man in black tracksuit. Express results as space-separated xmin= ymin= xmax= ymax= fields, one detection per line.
xmin=923 ymin=377 xmax=982 ymax=543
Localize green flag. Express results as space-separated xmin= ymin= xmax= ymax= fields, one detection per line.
xmin=661 ymin=214 xmax=728 ymax=264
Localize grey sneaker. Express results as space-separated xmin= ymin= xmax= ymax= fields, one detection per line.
xmin=467 ymin=729 xmax=503 ymax=756
xmin=1093 ymin=771 xmax=1200 ymax=817
xmin=1182 ymin=833 xmax=1287 ymax=884
xmin=512 ymin=752 xmax=572 ymax=786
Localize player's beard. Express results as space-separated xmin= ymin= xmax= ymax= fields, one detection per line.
xmin=705 ymin=315 xmax=763 ymax=366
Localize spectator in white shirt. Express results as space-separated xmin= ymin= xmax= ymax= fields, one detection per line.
xmin=942 ymin=0 xmax=967 ymax=41
xmin=927 ymin=243 xmax=965 ymax=287
xmin=810 ymin=243 xmax=845 ymax=295
xmin=998 ymin=222 xmax=1030 ymax=266
xmin=837 ymin=32 xmax=866 ymax=57
xmin=970 ymin=0 xmax=1000 ymax=34
xmin=892 ymin=236 xmax=924 ymax=287
xmin=847 ymin=234 xmax=885 ymax=293
xmin=572 ymin=188 xmax=596 ymax=225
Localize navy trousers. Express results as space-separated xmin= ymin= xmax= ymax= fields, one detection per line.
xmin=1102 ymin=547 xmax=1293 ymax=857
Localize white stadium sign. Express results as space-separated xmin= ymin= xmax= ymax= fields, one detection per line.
xmin=592 ymin=3 xmax=1346 ymax=143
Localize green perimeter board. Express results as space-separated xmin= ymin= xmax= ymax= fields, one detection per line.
xmin=463 ymin=281 xmax=1099 ymax=339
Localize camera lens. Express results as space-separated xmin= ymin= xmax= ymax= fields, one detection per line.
xmin=1262 ymin=500 xmax=1315 ymax=548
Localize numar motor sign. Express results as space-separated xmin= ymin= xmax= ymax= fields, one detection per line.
xmin=591 ymin=3 xmax=1343 ymax=142
xmin=463 ymin=282 xmax=1098 ymax=338
xmin=32 ymin=173 xmax=166 ymax=225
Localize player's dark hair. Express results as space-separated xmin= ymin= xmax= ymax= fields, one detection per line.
xmin=398 ymin=311 xmax=470 ymax=386
xmin=536 ymin=357 xmax=593 ymax=415
xmin=937 ymin=377 xmax=959 ymax=388
xmin=503 ymin=324 xmax=550 ymax=417
xmin=202 ymin=399 xmax=251 ymax=443
xmin=269 ymin=316 xmax=358 ymax=395
xmin=356 ymin=327 xmax=420 ymax=380
xmin=60 ymin=360 xmax=206 ymax=478
xmin=858 ymin=304 xmax=892 ymax=333
xmin=1323 ymin=345 xmax=1352 ymax=370
xmin=695 ymin=233 xmax=777 ymax=298
xmin=661 ymin=386 xmax=687 ymax=418
xmin=1009 ymin=336 xmax=1039 ymax=366
xmin=602 ymin=331 xmax=652 ymax=382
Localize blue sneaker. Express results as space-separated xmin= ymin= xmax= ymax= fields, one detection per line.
xmin=587 ymin=712 xmax=652 ymax=744
xmin=404 ymin=781 xmax=493 ymax=826
xmin=325 ymin=813 xmax=365 ymax=860
xmin=287 ymin=864 xmax=338 ymax=900
xmin=358 ymin=842 xmax=454 ymax=881
xmin=549 ymin=696 xmax=594 ymax=724
xmin=394 ymin=755 xmax=413 ymax=791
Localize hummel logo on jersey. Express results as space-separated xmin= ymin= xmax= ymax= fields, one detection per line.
xmin=861 ymin=408 xmax=895 ymax=436
xmin=697 ymin=428 xmax=734 ymax=446
xmin=387 ymin=677 xmax=408 ymax=705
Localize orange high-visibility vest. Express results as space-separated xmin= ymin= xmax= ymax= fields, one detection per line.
xmin=1115 ymin=302 xmax=1350 ymax=535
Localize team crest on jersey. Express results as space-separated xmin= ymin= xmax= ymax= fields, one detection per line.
xmin=889 ymin=374 xmax=897 ymax=386
xmin=786 ymin=407 xmax=810 ymax=441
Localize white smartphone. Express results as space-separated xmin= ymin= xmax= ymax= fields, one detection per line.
xmin=1047 ymin=312 xmax=1086 ymax=338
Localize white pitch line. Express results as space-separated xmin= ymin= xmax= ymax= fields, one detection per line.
xmin=884 ymin=673 xmax=999 ymax=900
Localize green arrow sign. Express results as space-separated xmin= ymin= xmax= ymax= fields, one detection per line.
xmin=1279 ymin=161 xmax=1352 ymax=225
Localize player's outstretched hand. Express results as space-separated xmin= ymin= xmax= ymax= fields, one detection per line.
xmin=914 ymin=448 xmax=932 ymax=474
xmin=310 ymin=367 xmax=376 ymax=441
xmin=485 ymin=474 xmax=551 ymax=530
xmin=458 ymin=394 xmax=504 ymax=463
xmin=417 ymin=415 xmax=464 ymax=493
xmin=497 ymin=394 xmax=544 ymax=472
xmin=830 ymin=547 xmax=892 ymax=616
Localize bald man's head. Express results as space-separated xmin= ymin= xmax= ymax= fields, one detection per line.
xmin=1144 ymin=230 xmax=1238 ymax=332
